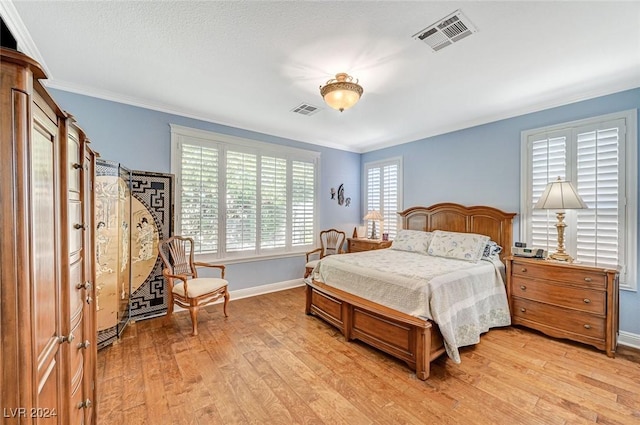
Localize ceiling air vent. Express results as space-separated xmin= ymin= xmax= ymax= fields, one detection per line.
xmin=291 ymin=103 xmax=320 ymax=116
xmin=412 ymin=9 xmax=477 ymax=52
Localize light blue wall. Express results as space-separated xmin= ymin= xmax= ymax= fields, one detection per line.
xmin=51 ymin=87 xmax=639 ymax=336
xmin=49 ymin=89 xmax=362 ymax=290
xmin=362 ymin=87 xmax=640 ymax=336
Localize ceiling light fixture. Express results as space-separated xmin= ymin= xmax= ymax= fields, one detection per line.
xmin=319 ymin=72 xmax=363 ymax=112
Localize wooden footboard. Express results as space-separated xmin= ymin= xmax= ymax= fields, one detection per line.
xmin=305 ymin=280 xmax=446 ymax=380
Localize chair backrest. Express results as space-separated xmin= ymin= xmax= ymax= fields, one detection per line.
xmin=158 ymin=236 xmax=197 ymax=278
xmin=319 ymin=229 xmax=346 ymax=258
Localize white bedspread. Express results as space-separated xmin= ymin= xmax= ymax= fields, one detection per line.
xmin=311 ymin=249 xmax=511 ymax=363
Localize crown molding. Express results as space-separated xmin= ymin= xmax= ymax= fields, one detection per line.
xmin=0 ymin=1 xmax=51 ymax=77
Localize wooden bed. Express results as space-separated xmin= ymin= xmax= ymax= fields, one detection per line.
xmin=305 ymin=203 xmax=516 ymax=380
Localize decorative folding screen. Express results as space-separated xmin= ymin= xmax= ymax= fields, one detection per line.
xmin=129 ymin=170 xmax=174 ymax=322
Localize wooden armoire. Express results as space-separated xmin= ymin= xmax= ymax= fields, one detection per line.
xmin=1 ymin=48 xmax=97 ymax=424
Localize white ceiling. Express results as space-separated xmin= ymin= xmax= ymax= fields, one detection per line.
xmin=4 ymin=1 xmax=640 ymax=153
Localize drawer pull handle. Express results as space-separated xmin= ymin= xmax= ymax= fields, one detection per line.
xmin=74 ymin=223 xmax=86 ymax=230
xmin=72 ymin=162 xmax=82 ymax=169
xmin=521 ymin=268 xmax=527 ymax=273
xmin=77 ymin=340 xmax=91 ymax=349
xmin=583 ymin=298 xmax=591 ymax=304
xmin=584 ymin=324 xmax=591 ymax=329
xmin=584 ymin=277 xmax=592 ymax=282
xmin=520 ymin=308 xmax=526 ymax=313
xmin=520 ymin=285 xmax=526 ymax=291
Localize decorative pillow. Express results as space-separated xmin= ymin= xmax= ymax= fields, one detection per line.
xmin=427 ymin=230 xmax=490 ymax=262
xmin=391 ymin=230 xmax=433 ymax=254
xmin=482 ymin=241 xmax=503 ymax=258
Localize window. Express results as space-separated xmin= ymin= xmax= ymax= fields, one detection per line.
xmin=171 ymin=125 xmax=319 ymax=259
xmin=364 ymin=157 xmax=403 ymax=238
xmin=521 ymin=110 xmax=637 ymax=290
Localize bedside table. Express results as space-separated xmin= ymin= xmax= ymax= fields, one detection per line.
xmin=506 ymin=257 xmax=619 ymax=357
xmin=347 ymin=238 xmax=392 ymax=253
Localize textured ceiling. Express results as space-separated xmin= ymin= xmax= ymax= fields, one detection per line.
xmin=4 ymin=1 xmax=640 ymax=152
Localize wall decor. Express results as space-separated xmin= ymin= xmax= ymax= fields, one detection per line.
xmin=331 ymin=184 xmax=350 ymax=207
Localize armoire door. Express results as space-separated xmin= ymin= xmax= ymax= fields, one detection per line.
xmin=82 ymin=143 xmax=97 ymax=425
xmin=66 ymin=124 xmax=94 ymax=424
xmin=31 ymin=92 xmax=65 ymax=424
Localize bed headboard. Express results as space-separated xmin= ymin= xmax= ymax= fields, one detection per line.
xmin=398 ymin=203 xmax=516 ymax=261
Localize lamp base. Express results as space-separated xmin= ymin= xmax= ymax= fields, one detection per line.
xmin=548 ymin=251 xmax=573 ymax=262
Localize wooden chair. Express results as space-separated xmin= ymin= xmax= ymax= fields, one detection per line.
xmin=304 ymin=228 xmax=346 ymax=278
xmin=158 ymin=236 xmax=229 ymax=336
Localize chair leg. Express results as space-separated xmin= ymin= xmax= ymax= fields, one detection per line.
xmin=189 ymin=306 xmax=199 ymax=336
xmin=223 ymin=288 xmax=230 ymax=317
xmin=165 ymin=295 xmax=174 ymax=325
xmin=304 ymin=267 xmax=312 ymax=278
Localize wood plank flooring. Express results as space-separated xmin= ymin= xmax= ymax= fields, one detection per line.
xmin=97 ymin=286 xmax=640 ymax=424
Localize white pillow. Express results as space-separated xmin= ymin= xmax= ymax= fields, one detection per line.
xmin=427 ymin=230 xmax=490 ymax=263
xmin=391 ymin=230 xmax=432 ymax=254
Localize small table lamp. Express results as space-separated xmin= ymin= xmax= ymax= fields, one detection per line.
xmin=534 ymin=177 xmax=588 ymax=262
xmin=363 ymin=210 xmax=383 ymax=239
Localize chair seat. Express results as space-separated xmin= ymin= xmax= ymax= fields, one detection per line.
xmin=305 ymin=259 xmax=320 ymax=270
xmin=172 ymin=277 xmax=228 ymax=298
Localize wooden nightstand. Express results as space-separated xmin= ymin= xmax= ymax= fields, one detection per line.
xmin=506 ymin=257 xmax=619 ymax=357
xmin=347 ymin=238 xmax=392 ymax=253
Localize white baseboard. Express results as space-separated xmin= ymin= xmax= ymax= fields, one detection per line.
xmin=148 ymin=282 xmax=640 ymax=350
xmin=172 ymin=278 xmax=305 ymax=313
xmin=618 ymin=330 xmax=640 ymax=350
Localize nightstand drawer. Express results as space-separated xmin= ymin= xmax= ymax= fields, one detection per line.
xmin=512 ymin=298 xmax=605 ymax=339
xmin=347 ymin=238 xmax=392 ymax=253
xmin=349 ymin=239 xmax=371 ymax=252
xmin=511 ymin=277 xmax=606 ymax=315
xmin=511 ymin=260 xmax=606 ymax=289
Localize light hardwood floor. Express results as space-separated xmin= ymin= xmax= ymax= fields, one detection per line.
xmin=97 ymin=286 xmax=640 ymax=425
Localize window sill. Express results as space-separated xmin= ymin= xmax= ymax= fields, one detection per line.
xmin=195 ymin=249 xmax=310 ymax=265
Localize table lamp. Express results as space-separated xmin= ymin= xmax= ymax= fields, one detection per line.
xmin=363 ymin=210 xmax=383 ymax=239
xmin=534 ymin=177 xmax=587 ymax=262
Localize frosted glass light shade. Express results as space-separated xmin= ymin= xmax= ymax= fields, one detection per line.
xmin=320 ymin=73 xmax=363 ymax=112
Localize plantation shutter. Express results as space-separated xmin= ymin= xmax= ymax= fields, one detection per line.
xmin=226 ymin=150 xmax=257 ymax=252
xmin=179 ymin=143 xmax=219 ymax=253
xmin=261 ymin=156 xmax=287 ymax=249
xmin=382 ymin=163 xmax=399 ymax=237
xmin=291 ymin=160 xmax=315 ymax=246
xmin=523 ymin=112 xmax=634 ymax=287
xmin=529 ymin=132 xmax=567 ymax=250
xmin=575 ymin=121 xmax=624 ymax=270
xmin=365 ymin=158 xmax=402 ymax=238
xmin=172 ymin=125 xmax=319 ymax=259
xmin=366 ymin=167 xmax=381 ymax=237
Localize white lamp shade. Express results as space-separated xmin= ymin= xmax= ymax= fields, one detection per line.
xmin=363 ymin=210 xmax=383 ymax=221
xmin=534 ymin=178 xmax=588 ymax=210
